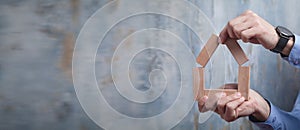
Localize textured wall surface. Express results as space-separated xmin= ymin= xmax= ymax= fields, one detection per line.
xmin=1 ymin=0 xmax=300 ymax=130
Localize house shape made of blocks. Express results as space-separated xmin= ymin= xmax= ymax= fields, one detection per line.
xmin=193 ymin=34 xmax=250 ymax=101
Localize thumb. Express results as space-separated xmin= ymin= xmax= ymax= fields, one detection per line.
xmin=198 ymin=96 xmax=208 ymax=112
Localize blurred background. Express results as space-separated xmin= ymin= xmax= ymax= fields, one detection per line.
xmin=1 ymin=0 xmax=300 ymax=130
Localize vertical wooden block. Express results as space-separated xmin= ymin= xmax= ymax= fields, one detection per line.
xmin=192 ymin=67 xmax=205 ymax=100
xmin=238 ymin=66 xmax=250 ymax=100
xmin=197 ymin=34 xmax=219 ymax=67
xmin=198 ymin=68 xmax=205 ymax=100
xmin=225 ymin=39 xmax=249 ymax=65
xmin=193 ymin=68 xmax=199 ymax=100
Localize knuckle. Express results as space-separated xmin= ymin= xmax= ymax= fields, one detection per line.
xmin=217 ymin=100 xmax=223 ymax=107
xmin=260 ymin=29 xmax=267 ymax=35
xmin=228 ymin=94 xmax=237 ymax=100
xmin=253 ymin=19 xmax=260 ymax=26
xmin=248 ymin=10 xmax=256 ymax=17
xmin=252 ymin=12 xmax=258 ymax=18
xmin=225 ymin=96 xmax=232 ymax=101
xmin=233 ymin=26 xmax=240 ymax=33
xmin=256 ymin=31 xmax=264 ymax=38
xmin=226 ymin=104 xmax=234 ymax=110
xmin=241 ymin=30 xmax=246 ymax=36
xmin=228 ymin=21 xmax=234 ymax=27
xmin=245 ymin=10 xmax=253 ymax=14
xmin=241 ymin=31 xmax=250 ymax=40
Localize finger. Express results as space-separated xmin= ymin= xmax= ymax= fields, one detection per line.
xmin=232 ymin=20 xmax=253 ymax=39
xmin=230 ymin=16 xmax=248 ymax=38
xmin=219 ymin=11 xmax=251 ymax=43
xmin=236 ymin=100 xmax=256 ymax=117
xmin=198 ymin=96 xmax=208 ymax=112
xmin=242 ymin=10 xmax=254 ymax=16
xmin=217 ymin=92 xmax=241 ymax=115
xmin=204 ymin=92 xmax=226 ymax=112
xmin=221 ymin=109 xmax=237 ymax=122
xmin=248 ymin=38 xmax=260 ymax=44
xmin=228 ymin=15 xmax=248 ymax=38
xmin=219 ymin=25 xmax=229 ymax=44
xmin=214 ymin=93 xmax=227 ymax=114
xmin=227 ymin=23 xmax=237 ymax=39
xmin=240 ymin=27 xmax=257 ymax=43
xmin=224 ymin=97 xmax=245 ymax=121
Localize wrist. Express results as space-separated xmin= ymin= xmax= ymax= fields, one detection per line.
xmin=270 ymin=26 xmax=295 ymax=56
xmin=281 ymin=37 xmax=295 ymax=56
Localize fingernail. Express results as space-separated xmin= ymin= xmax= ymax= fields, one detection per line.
xmin=203 ymin=96 xmax=208 ymax=101
xmin=218 ymin=37 xmax=222 ymax=43
xmin=240 ymin=97 xmax=245 ymax=101
xmin=236 ymin=92 xmax=241 ymax=97
xmin=221 ymin=92 xmax=226 ymax=97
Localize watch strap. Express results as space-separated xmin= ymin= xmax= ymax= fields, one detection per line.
xmin=270 ymin=36 xmax=289 ymax=53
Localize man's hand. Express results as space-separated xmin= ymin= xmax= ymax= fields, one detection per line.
xmin=219 ymin=10 xmax=279 ymax=50
xmin=198 ymin=84 xmax=270 ymax=122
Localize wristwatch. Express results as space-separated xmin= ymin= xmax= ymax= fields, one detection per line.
xmin=270 ymin=26 xmax=295 ymax=57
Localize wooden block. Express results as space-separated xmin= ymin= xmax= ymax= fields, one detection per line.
xmin=197 ymin=47 xmax=210 ymax=67
xmin=194 ymin=34 xmax=250 ymax=102
xmin=204 ymin=89 xmax=237 ymax=96
xmin=198 ymin=68 xmax=205 ymax=100
xmin=193 ymin=68 xmax=199 ymax=100
xmin=225 ymin=39 xmax=249 ymax=65
xmin=238 ymin=66 xmax=250 ymax=100
xmin=197 ymin=34 xmax=219 ymax=67
xmin=192 ymin=67 xmax=205 ymax=100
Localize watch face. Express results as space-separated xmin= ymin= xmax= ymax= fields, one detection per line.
xmin=277 ymin=26 xmax=294 ymax=37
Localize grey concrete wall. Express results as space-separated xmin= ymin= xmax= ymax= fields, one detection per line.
xmin=0 ymin=0 xmax=300 ymax=130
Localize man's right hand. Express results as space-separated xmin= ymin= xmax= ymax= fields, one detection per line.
xmin=219 ymin=10 xmax=279 ymax=50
